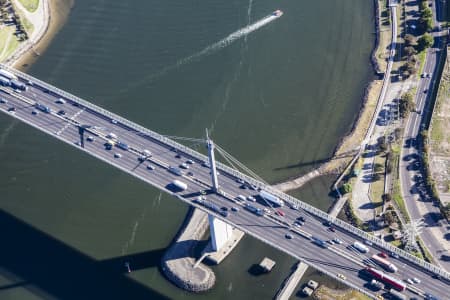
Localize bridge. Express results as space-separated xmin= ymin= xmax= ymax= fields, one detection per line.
xmin=0 ymin=64 xmax=449 ymax=299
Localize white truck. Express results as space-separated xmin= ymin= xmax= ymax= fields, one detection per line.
xmin=353 ymin=241 xmax=369 ymax=253
xmin=259 ymin=190 xmax=284 ymax=207
xmin=171 ymin=180 xmax=187 ymax=191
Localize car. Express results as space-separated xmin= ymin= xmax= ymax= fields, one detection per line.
xmin=329 ymin=226 xmax=336 ymax=232
xmin=323 ymin=221 xmax=332 ymax=226
xmin=7 ymin=107 xmax=15 ymax=112
xmin=201 ymin=161 xmax=209 ymax=167
xmin=31 ymin=110 xmax=38 ymax=115
xmin=333 ymin=238 xmax=343 ymax=244
xmin=179 ymin=163 xmax=189 ymax=169
xmin=147 ymin=164 xmax=155 ymax=170
xmin=421 ymin=73 xmax=427 ymax=78
xmin=27 ymin=80 xmax=34 ymax=86
xmin=327 ymin=240 xmax=334 ymax=245
xmin=200 ymin=190 xmax=207 ymax=195
xmin=297 ymin=216 xmax=306 ymax=222
xmin=175 ymin=154 xmax=182 ymax=159
xmin=412 ymin=277 xmax=421 ymax=284
xmin=114 ymin=153 xmax=122 ymax=158
xmin=291 ymin=204 xmax=299 ymax=210
xmin=240 ymin=184 xmax=247 ymax=189
xmin=57 ymin=110 xmax=66 ymax=116
xmin=86 ymin=136 xmax=95 ymax=142
xmin=337 ymin=273 xmax=346 ymax=280
xmin=247 ymin=196 xmax=256 ymax=202
xmin=378 ymin=252 xmax=388 ymax=258
xmin=0 ymin=98 xmax=7 ymax=104
xmin=111 ymin=119 xmax=118 ymax=124
xmin=285 ymin=234 xmax=293 ymax=239
xmin=187 ymin=171 xmax=194 ymax=176
xmin=231 ymin=207 xmax=239 ymax=212
xmin=263 ymin=208 xmax=271 ymax=214
xmin=56 ymin=98 xmax=66 ymax=104
xmin=276 ymin=210 xmax=285 ymax=217
xmin=236 ymin=178 xmax=244 ymax=184
xmin=364 ymin=240 xmax=373 ymax=246
xmin=390 ymin=252 xmax=399 ymax=259
xmin=186 ymin=159 xmax=194 ymax=164
xmin=405 ymin=278 xmax=414 ymax=284
xmin=235 ymin=195 xmax=246 ymax=202
xmin=220 ymin=207 xmax=228 ymax=211
xmin=424 ymin=89 xmax=428 ymax=93
xmin=426 ymin=73 xmax=431 ymax=78
xmin=293 ymin=221 xmax=301 ymax=228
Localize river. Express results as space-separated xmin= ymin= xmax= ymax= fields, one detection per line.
xmin=0 ymin=0 xmax=374 ymax=299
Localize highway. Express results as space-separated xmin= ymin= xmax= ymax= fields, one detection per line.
xmin=399 ymin=0 xmax=450 ymax=272
xmin=0 ymin=67 xmax=449 ymax=299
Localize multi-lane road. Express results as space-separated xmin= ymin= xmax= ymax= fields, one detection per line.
xmin=0 ymin=67 xmax=449 ymax=299
xmin=399 ymin=0 xmax=450 ymax=272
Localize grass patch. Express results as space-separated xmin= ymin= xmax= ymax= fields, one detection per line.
xmin=11 ymin=0 xmax=34 ymax=35
xmin=430 ymin=118 xmax=444 ymax=142
xmin=18 ymin=0 xmax=39 ymax=13
xmin=371 ymin=155 xmax=386 ymax=215
xmin=418 ymin=50 xmax=427 ymax=76
xmin=391 ymin=239 xmax=402 ymax=248
xmin=0 ymin=27 xmax=20 ymax=62
xmin=314 ymin=285 xmax=371 ymax=300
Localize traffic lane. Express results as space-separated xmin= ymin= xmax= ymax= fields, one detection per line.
xmin=333 ymin=225 xmax=450 ymax=294
xmin=0 ymin=93 xmax=77 ymax=136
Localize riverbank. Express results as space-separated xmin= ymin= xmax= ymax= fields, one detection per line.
xmin=7 ymin=0 xmax=73 ymax=70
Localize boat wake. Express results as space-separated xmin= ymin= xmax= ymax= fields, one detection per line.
xmin=174 ymin=11 xmax=282 ymax=68
xmin=119 ymin=10 xmax=282 ymax=94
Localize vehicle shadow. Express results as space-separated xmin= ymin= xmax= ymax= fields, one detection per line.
xmin=0 ymin=209 xmax=169 ymax=300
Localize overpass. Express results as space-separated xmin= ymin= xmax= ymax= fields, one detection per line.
xmin=0 ymin=65 xmax=449 ymax=299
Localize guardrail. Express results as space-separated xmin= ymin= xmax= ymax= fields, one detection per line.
xmin=2 ymin=64 xmax=450 ymax=281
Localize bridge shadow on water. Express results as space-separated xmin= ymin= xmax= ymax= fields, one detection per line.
xmin=0 ymin=209 xmax=169 ymax=300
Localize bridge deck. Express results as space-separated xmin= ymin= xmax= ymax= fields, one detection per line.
xmin=0 ymin=65 xmax=449 ymax=299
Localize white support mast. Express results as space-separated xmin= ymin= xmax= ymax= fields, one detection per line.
xmin=206 ymin=129 xmax=219 ymax=192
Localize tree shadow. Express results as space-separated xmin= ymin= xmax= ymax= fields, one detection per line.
xmin=0 ymin=209 xmax=169 ymax=300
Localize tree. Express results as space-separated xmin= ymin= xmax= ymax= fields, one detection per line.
xmin=417 ymin=33 xmax=434 ymax=51
xmin=341 ymin=183 xmax=352 ymax=194
xmin=404 ymin=34 xmax=416 ymax=46
xmin=378 ymin=136 xmax=388 ymax=152
xmin=374 ymin=163 xmax=384 ymax=173
xmin=399 ymin=92 xmax=414 ymax=118
xmin=404 ymin=46 xmax=417 ymax=57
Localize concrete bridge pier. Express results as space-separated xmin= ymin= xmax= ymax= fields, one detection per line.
xmin=203 ymin=215 xmax=245 ymax=264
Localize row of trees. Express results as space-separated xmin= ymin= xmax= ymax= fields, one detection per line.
xmin=0 ymin=0 xmax=28 ymax=41
xmin=418 ymin=0 xmax=433 ymax=34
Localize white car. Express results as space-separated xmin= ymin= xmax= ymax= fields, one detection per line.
xmin=247 ymin=196 xmax=256 ymax=202
xmin=412 ymin=277 xmax=421 ymax=284
xmin=186 ymin=159 xmax=194 ymax=164
xmin=56 ymin=98 xmax=66 ymax=104
xmin=406 ymin=278 xmax=414 ymax=284
xmin=333 ymin=238 xmax=343 ymax=244
xmin=147 ymin=164 xmax=155 ymax=170
xmin=114 ymin=153 xmax=122 ymax=158
xmin=86 ymin=136 xmax=95 ymax=142
xmin=180 ymin=163 xmax=189 ymax=169
xmin=111 ymin=119 xmax=118 ymax=124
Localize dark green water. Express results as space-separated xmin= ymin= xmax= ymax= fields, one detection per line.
xmin=0 ymin=0 xmax=374 ymax=299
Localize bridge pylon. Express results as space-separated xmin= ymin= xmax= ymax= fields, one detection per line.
xmin=206 ymin=129 xmax=220 ymax=193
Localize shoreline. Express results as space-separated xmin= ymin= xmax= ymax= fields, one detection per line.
xmin=5 ymin=0 xmax=73 ymax=71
